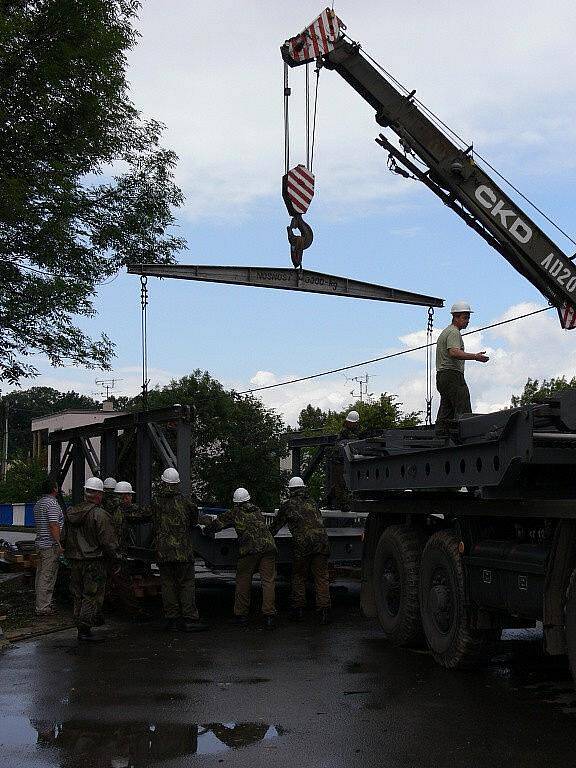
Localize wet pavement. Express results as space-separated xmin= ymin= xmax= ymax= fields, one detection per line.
xmin=1 ymin=577 xmax=576 ymax=767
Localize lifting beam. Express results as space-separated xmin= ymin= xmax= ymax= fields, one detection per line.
xmin=128 ymin=264 xmax=444 ymax=308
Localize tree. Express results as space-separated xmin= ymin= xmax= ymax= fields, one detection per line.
xmin=0 ymin=457 xmax=48 ymax=503
xmin=296 ymin=395 xmax=421 ymax=501
xmin=511 ymin=376 xmax=576 ymax=407
xmin=129 ymin=371 xmax=287 ymax=510
xmin=0 ymin=0 xmax=185 ymax=384
xmin=2 ymin=386 xmax=100 ymax=459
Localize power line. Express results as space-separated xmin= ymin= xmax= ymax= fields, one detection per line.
xmin=238 ymin=305 xmax=553 ymax=395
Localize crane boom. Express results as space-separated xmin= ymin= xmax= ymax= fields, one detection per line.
xmin=282 ymin=9 xmax=576 ymax=328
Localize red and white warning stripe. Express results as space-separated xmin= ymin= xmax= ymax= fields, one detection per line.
xmin=560 ymin=302 xmax=576 ymax=330
xmin=283 ymin=164 xmax=315 ymax=215
xmin=285 ymin=8 xmax=345 ymax=65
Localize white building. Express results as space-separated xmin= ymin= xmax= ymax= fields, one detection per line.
xmin=31 ymin=402 xmax=126 ymax=495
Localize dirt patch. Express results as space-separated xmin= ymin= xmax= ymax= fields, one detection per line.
xmin=0 ymin=575 xmax=74 ymax=641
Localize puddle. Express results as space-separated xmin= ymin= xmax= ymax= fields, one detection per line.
xmin=1 ymin=717 xmax=282 ymax=763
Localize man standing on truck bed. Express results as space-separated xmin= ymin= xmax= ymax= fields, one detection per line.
xmin=435 ymin=301 xmax=489 ymax=437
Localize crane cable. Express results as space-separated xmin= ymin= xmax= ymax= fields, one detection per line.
xmin=140 ymin=275 xmax=149 ymax=410
xmin=237 ymin=305 xmax=553 ymax=395
xmin=283 ymin=62 xmax=290 ymax=174
xmin=352 ymin=39 xmax=576 ymax=250
xmin=425 ymin=306 xmax=434 ymax=425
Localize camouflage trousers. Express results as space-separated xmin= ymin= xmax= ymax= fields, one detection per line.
xmin=158 ymin=562 xmax=199 ymax=620
xmin=69 ymin=559 xmax=107 ymax=628
xmin=292 ymin=553 xmax=331 ymax=609
xmin=235 ymin=554 xmax=276 ymax=617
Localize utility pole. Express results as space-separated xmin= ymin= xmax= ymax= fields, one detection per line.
xmin=348 ymin=374 xmax=374 ymax=404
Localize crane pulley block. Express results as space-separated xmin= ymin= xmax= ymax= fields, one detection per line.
xmin=282 ymin=164 xmax=315 ymax=216
xmin=282 ymin=163 xmax=315 ymax=268
xmin=281 ymin=8 xmax=345 ymax=67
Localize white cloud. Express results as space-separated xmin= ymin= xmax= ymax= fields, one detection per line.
xmin=127 ymin=1 xmax=576 ymax=222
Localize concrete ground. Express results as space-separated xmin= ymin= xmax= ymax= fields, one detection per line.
xmin=1 ymin=576 xmax=576 ymax=768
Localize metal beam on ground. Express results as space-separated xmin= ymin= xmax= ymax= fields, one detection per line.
xmin=128 ymin=264 xmax=444 ymax=308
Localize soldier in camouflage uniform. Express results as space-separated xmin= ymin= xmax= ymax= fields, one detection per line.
xmin=271 ymin=476 xmax=332 ymax=624
xmin=63 ymin=477 xmax=118 ymax=642
xmin=102 ymin=477 xmax=120 ymax=520
xmin=150 ymin=467 xmax=207 ymax=632
xmin=326 ymin=410 xmax=360 ymax=512
xmin=204 ymin=487 xmax=277 ymax=629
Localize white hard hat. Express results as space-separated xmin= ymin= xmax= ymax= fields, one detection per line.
xmin=84 ymin=477 xmax=104 ymax=492
xmin=103 ymin=477 xmax=117 ymax=490
xmin=233 ymin=487 xmax=251 ymax=503
xmin=450 ymin=301 xmax=473 ymax=314
xmin=161 ymin=467 xmax=180 ymax=484
xmin=115 ymin=481 xmax=134 ymax=495
xmin=346 ymin=410 xmax=360 ymax=423
xmin=288 ymin=476 xmax=305 ymax=489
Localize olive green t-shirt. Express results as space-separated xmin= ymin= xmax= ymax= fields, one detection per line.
xmin=436 ymin=324 xmax=465 ymax=373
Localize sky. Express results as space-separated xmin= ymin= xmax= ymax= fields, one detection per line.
xmin=18 ymin=0 xmax=576 ymax=425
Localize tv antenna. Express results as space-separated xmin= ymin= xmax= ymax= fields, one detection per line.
xmin=347 ymin=373 xmax=374 ymax=404
xmin=95 ymin=378 xmax=123 ymax=400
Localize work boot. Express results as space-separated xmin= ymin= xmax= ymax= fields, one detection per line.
xmin=180 ymin=619 xmax=209 ymax=632
xmin=229 ymin=615 xmax=249 ymax=626
xmin=289 ymin=607 xmax=304 ymax=622
xmin=264 ymin=615 xmax=276 ymax=631
xmin=319 ymin=608 xmax=332 ymax=625
xmin=77 ymin=625 xmax=105 ymax=643
xmin=164 ymin=618 xmax=180 ymax=632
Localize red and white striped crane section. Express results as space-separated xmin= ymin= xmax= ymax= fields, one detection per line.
xmin=284 ymin=8 xmax=345 ymax=66
xmin=283 ymin=164 xmax=315 ymax=217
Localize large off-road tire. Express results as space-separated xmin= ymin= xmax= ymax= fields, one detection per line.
xmin=373 ymin=525 xmax=423 ymax=646
xmin=564 ymin=567 xmax=576 ymax=683
xmin=419 ymin=531 xmax=496 ymax=669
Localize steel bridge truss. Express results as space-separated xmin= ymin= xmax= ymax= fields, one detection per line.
xmin=48 ymin=406 xmax=192 ymax=505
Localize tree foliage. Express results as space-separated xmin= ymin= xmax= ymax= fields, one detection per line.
xmin=129 ymin=372 xmax=287 ymax=510
xmin=297 ymin=395 xmax=421 ymax=434
xmin=0 ymin=0 xmax=185 ymax=383
xmin=0 ymin=457 xmax=48 ymax=503
xmin=511 ymin=376 xmax=576 ymax=407
xmin=2 ymin=386 xmax=100 ymax=460
xmin=296 ymin=395 xmax=421 ymax=501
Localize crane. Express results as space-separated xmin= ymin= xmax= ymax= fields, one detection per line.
xmin=281 ymin=9 xmax=576 ymax=329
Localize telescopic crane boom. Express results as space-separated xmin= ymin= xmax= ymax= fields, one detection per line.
xmin=282 ymin=9 xmax=576 ymax=329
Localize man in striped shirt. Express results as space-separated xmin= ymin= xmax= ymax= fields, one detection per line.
xmin=34 ymin=477 xmax=64 ymax=615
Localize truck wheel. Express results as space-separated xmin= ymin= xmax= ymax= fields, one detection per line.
xmin=419 ymin=531 xmax=494 ymax=669
xmin=373 ymin=525 xmax=422 ymax=646
xmin=565 ymin=567 xmax=576 ymax=682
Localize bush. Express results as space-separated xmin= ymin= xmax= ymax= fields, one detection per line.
xmin=0 ymin=458 xmax=48 ymax=503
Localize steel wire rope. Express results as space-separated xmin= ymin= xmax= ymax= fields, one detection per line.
xmin=310 ymin=65 xmax=321 ymax=172
xmin=237 ymin=305 xmax=553 ymax=394
xmin=305 ymin=62 xmax=310 ymax=168
xmin=284 ymin=62 xmax=290 ymax=174
xmin=348 ymin=37 xmax=576 ymax=248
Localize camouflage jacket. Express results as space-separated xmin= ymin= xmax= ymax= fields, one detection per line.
xmin=102 ymin=493 xmax=124 ymax=543
xmin=270 ymin=489 xmax=330 ymax=558
xmin=204 ymin=501 xmax=276 ymax=558
xmin=63 ymin=501 xmax=118 ymax=560
xmin=150 ymin=485 xmax=198 ymax=562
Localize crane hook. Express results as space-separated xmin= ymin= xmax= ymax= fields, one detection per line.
xmin=287 ymin=214 xmax=314 ymax=268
